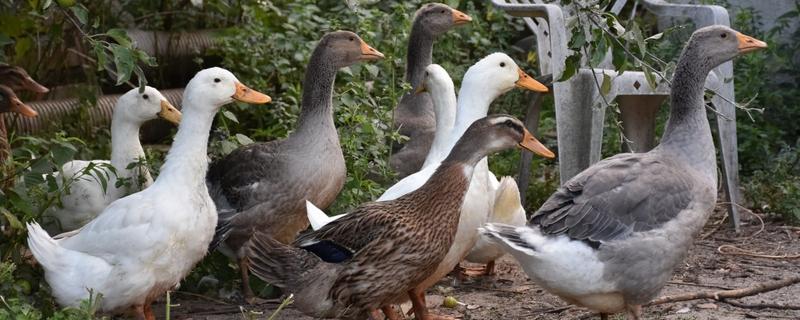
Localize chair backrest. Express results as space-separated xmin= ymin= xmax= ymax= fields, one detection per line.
xmin=504 ymin=0 xmax=629 ymax=75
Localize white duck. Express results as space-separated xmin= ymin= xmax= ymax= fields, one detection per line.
xmin=480 ymin=26 xmax=767 ymax=319
xmin=309 ymin=53 xmax=551 ymax=296
xmin=306 ymin=63 xmax=457 ymax=230
xmin=463 ymin=176 xmax=526 ymax=275
xmin=27 ymin=67 xmax=270 ymax=319
xmin=46 ymin=87 xmax=181 ymax=232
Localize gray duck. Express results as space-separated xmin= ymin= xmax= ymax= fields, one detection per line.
xmin=390 ymin=3 xmax=471 ymax=178
xmin=248 ymin=114 xmax=552 ymax=320
xmin=480 ymin=26 xmax=767 ymax=319
xmin=206 ymin=31 xmax=384 ymax=301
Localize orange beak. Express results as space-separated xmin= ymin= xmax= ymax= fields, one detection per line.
xmin=452 ymin=8 xmax=472 ymax=25
xmin=10 ymin=96 xmax=38 ymax=118
xmin=736 ymin=32 xmax=767 ymax=54
xmin=359 ymin=39 xmax=385 ymax=60
xmin=519 ymin=128 xmax=554 ymax=159
xmin=232 ymin=82 xmax=271 ymax=104
xmin=515 ymin=68 xmax=549 ymax=93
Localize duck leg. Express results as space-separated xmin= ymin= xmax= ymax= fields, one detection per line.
xmin=455 ymin=263 xmax=489 ymax=279
xmin=406 ymin=291 xmax=425 ymax=316
xmin=600 ymin=314 xmax=609 ymax=320
xmin=382 ymin=305 xmax=402 ymax=320
xmin=143 ymin=302 xmax=155 ymax=320
xmin=408 ymin=290 xmax=456 ymax=320
xmin=626 ymin=305 xmax=642 ymax=320
xmin=239 ymin=257 xmax=256 ymax=303
xmin=485 ymin=260 xmax=496 ymax=276
xmin=133 ymin=305 xmax=147 ymax=320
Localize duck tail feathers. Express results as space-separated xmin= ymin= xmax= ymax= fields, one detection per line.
xmin=479 ymin=223 xmax=538 ymax=256
xmin=247 ymin=232 xmax=319 ymax=290
xmin=492 ymin=177 xmax=526 ymax=224
xmin=26 ymin=222 xmax=66 ymax=272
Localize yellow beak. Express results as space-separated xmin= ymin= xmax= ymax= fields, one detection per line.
xmin=232 ymin=82 xmax=272 ymax=104
xmin=158 ymin=100 xmax=182 ymax=125
xmin=519 ymin=128 xmax=555 ymax=159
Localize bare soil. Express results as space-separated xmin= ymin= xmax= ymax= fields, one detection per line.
xmin=156 ymin=209 xmax=800 ymax=320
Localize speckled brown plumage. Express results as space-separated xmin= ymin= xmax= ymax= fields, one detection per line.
xmin=247 ymin=115 xmax=541 ymax=319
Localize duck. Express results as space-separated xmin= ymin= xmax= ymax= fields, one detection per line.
xmin=45 ymin=87 xmax=182 ymax=232
xmin=390 ymin=3 xmax=472 ymax=178
xmin=248 ymin=115 xmax=552 ymax=320
xmin=0 ymin=64 xmax=50 ymax=94
xmin=307 ymin=63 xmax=457 ymax=231
xmin=479 ymin=26 xmax=767 ymax=320
xmin=206 ymin=31 xmax=384 ymax=302
xmin=26 ymin=67 xmax=271 ymax=319
xmin=308 ymin=53 xmax=552 ymax=311
xmin=0 ymin=85 xmax=38 ymax=164
xmin=463 ymin=176 xmax=526 ymax=276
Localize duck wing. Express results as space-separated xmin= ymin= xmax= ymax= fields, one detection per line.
xmin=531 ymin=153 xmax=694 ymax=246
xmin=206 ymin=139 xmax=287 ymax=211
xmin=293 ymin=202 xmax=400 ymax=262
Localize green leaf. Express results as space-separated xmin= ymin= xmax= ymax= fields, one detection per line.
xmin=51 ymin=144 xmax=76 ymax=166
xmin=643 ymin=68 xmax=657 ymax=90
xmin=364 ymin=64 xmax=379 ymax=78
xmin=558 ymin=54 xmax=580 ymax=81
xmin=2 ymin=210 xmax=23 ymax=230
xmin=111 ymin=44 xmax=135 ymax=85
xmin=0 ymin=33 xmax=13 ymax=47
xmin=221 ymin=110 xmax=239 ymax=123
xmin=42 ymin=0 xmax=53 ymax=9
xmin=69 ymin=5 xmax=88 ymax=25
xmin=235 ymin=134 xmax=254 ymax=145
xmin=600 ymin=73 xmax=612 ymax=96
xmin=93 ymin=44 xmax=107 ymax=71
xmin=106 ymin=28 xmax=132 ymax=47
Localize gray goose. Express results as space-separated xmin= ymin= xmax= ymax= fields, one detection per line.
xmin=206 ymin=31 xmax=384 ymax=301
xmin=247 ymin=115 xmax=552 ymax=320
xmin=390 ymin=3 xmax=471 ymax=178
xmin=480 ymin=26 xmax=767 ymax=319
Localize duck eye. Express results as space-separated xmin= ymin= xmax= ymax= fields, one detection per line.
xmin=500 ymin=62 xmax=506 ymax=67
xmin=720 ymin=33 xmax=727 ymax=38
xmin=441 ymin=10 xmax=446 ymax=14
xmin=504 ymin=120 xmax=514 ymax=127
xmin=349 ymin=37 xmax=354 ymax=42
xmin=142 ymin=94 xmax=149 ymax=100
xmin=214 ymin=78 xmax=221 ymax=83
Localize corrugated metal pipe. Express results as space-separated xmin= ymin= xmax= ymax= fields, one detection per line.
xmin=125 ymin=29 xmax=219 ymax=57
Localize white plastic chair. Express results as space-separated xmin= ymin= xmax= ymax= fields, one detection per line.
xmin=492 ymin=0 xmax=743 ymax=230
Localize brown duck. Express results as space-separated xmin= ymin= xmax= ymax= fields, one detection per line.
xmin=247 ymin=114 xmax=553 ymax=320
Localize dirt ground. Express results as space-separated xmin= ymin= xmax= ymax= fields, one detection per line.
xmin=156 ymin=208 xmax=800 ymax=320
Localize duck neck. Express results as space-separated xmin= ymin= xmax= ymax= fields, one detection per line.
xmin=293 ymin=52 xmax=338 ymax=138
xmin=448 ymin=83 xmax=499 ymax=147
xmin=156 ymin=96 xmax=216 ymax=188
xmin=408 ymin=158 xmax=474 ymax=225
xmin=658 ymin=47 xmax=717 ymax=181
xmin=109 ymin=116 xmax=150 ymax=188
xmin=406 ymin=23 xmax=435 ymax=87
xmin=423 ymin=86 xmax=457 ymax=165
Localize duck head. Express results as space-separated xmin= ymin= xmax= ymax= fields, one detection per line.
xmin=0 ymin=85 xmax=37 ymax=117
xmin=686 ymin=25 xmax=767 ymax=68
xmin=415 ymin=3 xmax=472 ymax=35
xmin=416 ymin=64 xmax=454 ymax=95
xmin=462 ymin=53 xmax=548 ymax=98
xmin=115 ymin=87 xmax=182 ymax=126
xmin=318 ymin=31 xmax=384 ymax=68
xmin=0 ymin=65 xmax=49 ymax=93
xmin=461 ymin=115 xmax=554 ymax=159
xmin=184 ymin=67 xmax=271 ymax=111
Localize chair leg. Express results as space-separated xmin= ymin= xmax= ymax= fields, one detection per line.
xmin=711 ymin=73 xmax=742 ymax=231
xmin=517 ymin=91 xmax=545 ymax=207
